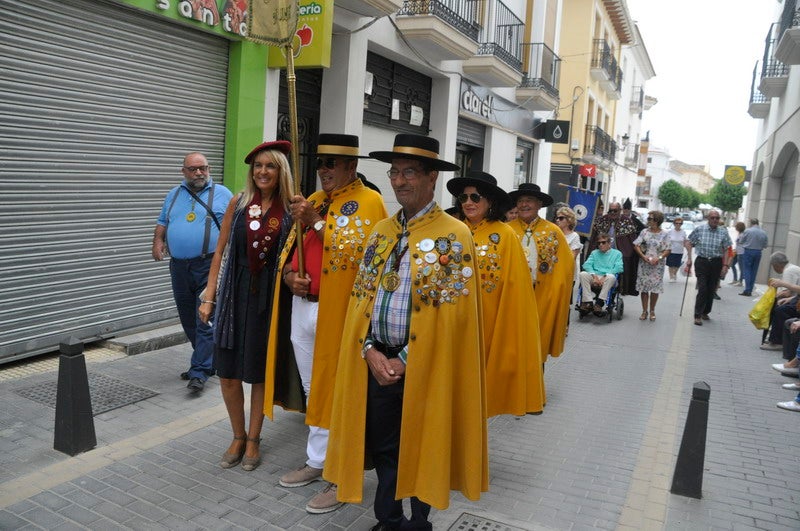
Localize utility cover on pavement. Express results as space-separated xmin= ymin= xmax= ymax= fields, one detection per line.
xmin=15 ymin=373 xmax=158 ymax=415
xmin=448 ymin=513 xmax=527 ymax=531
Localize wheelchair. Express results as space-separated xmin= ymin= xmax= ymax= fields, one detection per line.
xmin=574 ymin=273 xmax=624 ymax=322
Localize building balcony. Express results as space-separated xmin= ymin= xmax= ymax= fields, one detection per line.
xmin=630 ymin=86 xmax=644 ymax=113
xmin=582 ymin=125 xmax=616 ymax=166
xmin=590 ymin=39 xmax=622 ymax=97
xmin=748 ymin=62 xmax=770 ymax=119
xmin=776 ymin=0 xmax=800 ymax=64
xmin=759 ymin=24 xmax=789 ymax=97
xmin=462 ymin=0 xmax=523 ymax=86
xmin=396 ymin=0 xmax=479 ymax=62
xmin=515 ymin=43 xmax=560 ymax=111
xmin=623 ymin=143 xmax=639 ymax=168
xmin=334 ymin=0 xmax=403 ymax=17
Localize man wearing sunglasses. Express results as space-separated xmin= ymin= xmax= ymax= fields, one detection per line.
xmin=270 ymin=134 xmax=387 ymax=514
xmin=688 ymin=209 xmax=732 ymax=326
xmin=152 ymin=152 xmax=233 ymax=393
xmin=590 ymin=201 xmax=641 ymax=297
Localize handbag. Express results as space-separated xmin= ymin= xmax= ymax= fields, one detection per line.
xmin=749 ymin=286 xmax=777 ymax=330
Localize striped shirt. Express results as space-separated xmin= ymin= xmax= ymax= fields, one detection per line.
xmin=370 ymin=201 xmax=437 ymax=364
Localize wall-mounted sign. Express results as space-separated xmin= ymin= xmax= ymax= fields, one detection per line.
xmin=267 ymin=0 xmax=333 ymax=68
xmin=461 ymin=86 xmax=493 ymax=119
xmin=458 ymin=82 xmax=534 ymax=136
xmin=723 ymin=165 xmax=747 ymax=186
xmin=544 ymin=120 xmax=570 ymax=144
xmin=155 ymin=0 xmax=248 ymax=37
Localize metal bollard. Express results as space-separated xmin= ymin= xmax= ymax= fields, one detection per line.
xmin=53 ymin=337 xmax=97 ymax=456
xmin=670 ymin=381 xmax=710 ymax=499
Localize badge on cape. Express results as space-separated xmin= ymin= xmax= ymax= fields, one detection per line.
xmin=419 ymin=239 xmax=435 ymax=252
xmin=382 ymin=271 xmax=401 ymax=292
xmin=186 ymin=212 xmax=196 ymax=222
xmin=249 ymin=220 xmax=261 ymax=231
xmin=489 ymin=232 xmax=500 ymax=244
xmin=341 ymin=201 xmax=358 ymax=215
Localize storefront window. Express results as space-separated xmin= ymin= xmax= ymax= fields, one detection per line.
xmin=515 ymin=145 xmax=532 ymax=187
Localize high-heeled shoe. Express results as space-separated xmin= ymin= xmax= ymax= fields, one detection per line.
xmin=220 ymin=434 xmax=247 ymax=469
xmin=241 ymin=437 xmax=262 ymax=471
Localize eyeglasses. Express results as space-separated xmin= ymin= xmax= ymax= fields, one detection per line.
xmin=316 ymin=157 xmax=338 ymax=170
xmin=598 ymin=240 xmax=610 ymax=245
xmin=708 ymin=216 xmax=720 ymax=220
xmin=387 ymin=167 xmax=422 ymax=179
xmin=555 ymin=216 xmax=567 ymax=221
xmin=184 ymin=165 xmax=209 ymax=172
xmin=457 ymin=193 xmax=483 ymax=204
xmin=607 ymin=209 xmax=619 ymax=214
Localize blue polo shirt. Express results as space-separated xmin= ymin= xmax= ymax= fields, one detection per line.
xmin=157 ymin=178 xmax=233 ymax=259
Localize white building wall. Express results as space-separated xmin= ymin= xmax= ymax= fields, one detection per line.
xmin=484 ymin=127 xmax=518 ymax=192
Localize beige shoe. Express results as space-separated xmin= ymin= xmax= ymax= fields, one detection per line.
xmin=305 ymin=483 xmax=343 ymax=514
xmin=279 ymin=465 xmax=322 ymax=487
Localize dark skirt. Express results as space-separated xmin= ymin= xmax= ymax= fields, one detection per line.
xmin=666 ymin=253 xmax=683 ymax=267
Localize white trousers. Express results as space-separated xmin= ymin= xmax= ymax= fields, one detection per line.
xmin=578 ymin=271 xmax=617 ymax=302
xmin=290 ymin=295 xmax=328 ymax=470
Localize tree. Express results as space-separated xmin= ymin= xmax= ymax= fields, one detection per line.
xmin=683 ymin=186 xmax=703 ymax=209
xmin=658 ymin=179 xmax=684 ymax=208
xmin=707 ymin=180 xmax=747 ymax=213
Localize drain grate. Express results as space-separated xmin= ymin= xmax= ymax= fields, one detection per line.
xmin=448 ymin=513 xmax=528 ymax=531
xmin=15 ymin=373 xmax=158 ymax=415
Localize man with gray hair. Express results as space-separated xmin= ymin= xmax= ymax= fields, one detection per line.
xmin=739 ymin=218 xmax=769 ymax=297
xmin=762 ymin=252 xmax=800 ymax=351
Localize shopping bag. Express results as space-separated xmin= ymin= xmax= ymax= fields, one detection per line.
xmin=749 ymin=286 xmax=777 ymax=330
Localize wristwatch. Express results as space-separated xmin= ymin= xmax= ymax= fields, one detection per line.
xmin=361 ymin=340 xmax=375 ymax=359
xmin=313 ymin=219 xmax=325 ymax=232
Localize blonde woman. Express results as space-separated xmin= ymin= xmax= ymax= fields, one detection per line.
xmin=555 ymin=206 xmax=583 ymax=280
xmin=200 ymin=141 xmax=294 ymax=471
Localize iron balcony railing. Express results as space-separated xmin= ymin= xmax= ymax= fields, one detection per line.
xmin=475 ymin=0 xmax=524 ymax=70
xmin=399 ymin=0 xmax=481 ymax=42
xmin=591 ymin=39 xmax=623 ymax=93
xmin=750 ymin=62 xmax=769 ymax=105
xmin=630 ymin=86 xmax=644 ymax=112
xmin=779 ymin=0 xmax=799 ymax=38
xmin=762 ymin=22 xmax=790 ymax=78
xmin=624 ymin=143 xmax=639 ymax=167
xmin=584 ymin=125 xmax=616 ymax=162
xmin=519 ymin=43 xmax=560 ymax=99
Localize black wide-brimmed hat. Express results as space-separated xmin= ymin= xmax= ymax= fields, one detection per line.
xmin=508 ymin=182 xmax=553 ymax=207
xmin=369 ymin=133 xmax=460 ymax=172
xmin=312 ymin=133 xmax=370 ymax=158
xmin=245 ymin=140 xmax=292 ymax=164
xmin=446 ymin=171 xmax=510 ymax=209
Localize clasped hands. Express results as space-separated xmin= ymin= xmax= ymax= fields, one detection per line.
xmin=364 ymin=347 xmax=405 ymax=386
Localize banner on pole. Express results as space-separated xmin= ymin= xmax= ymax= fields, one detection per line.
xmin=247 ymin=0 xmax=298 ymax=46
xmin=566 ymin=186 xmax=601 ymax=237
xmin=267 ymin=0 xmax=333 ymax=67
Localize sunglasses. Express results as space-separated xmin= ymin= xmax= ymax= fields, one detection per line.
xmin=556 ymin=216 xmax=567 ymax=221
xmin=316 ymin=157 xmax=338 ymax=169
xmin=607 ymin=209 xmax=619 ymax=213
xmin=457 ymin=193 xmax=484 ymax=204
xmin=598 ymin=240 xmax=610 ymax=244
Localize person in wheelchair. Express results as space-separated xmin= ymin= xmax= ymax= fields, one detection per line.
xmin=579 ymin=232 xmax=624 ymax=315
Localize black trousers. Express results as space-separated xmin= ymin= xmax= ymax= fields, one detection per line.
xmin=783 ymin=318 xmax=800 ymax=361
xmin=366 ymin=373 xmax=431 ymax=531
xmin=694 ymin=256 xmax=722 ymax=318
xmin=769 ymin=296 xmax=800 ymax=345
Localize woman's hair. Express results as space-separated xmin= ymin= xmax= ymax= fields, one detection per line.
xmin=453 ymin=183 xmax=508 ymax=222
xmin=556 ymin=206 xmax=577 ymax=230
xmin=648 ymin=210 xmax=664 ymax=226
xmin=735 ymin=221 xmax=746 ymax=232
xmin=237 ymin=149 xmax=293 ymax=211
xmin=673 ymin=217 xmax=683 ymax=224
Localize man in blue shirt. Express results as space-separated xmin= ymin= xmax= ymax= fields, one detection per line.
xmin=738 ymin=218 xmax=769 ymax=297
xmin=579 ymin=232 xmax=624 ymax=314
xmin=688 ymin=210 xmax=732 ymax=326
xmin=152 ymin=152 xmax=233 ymax=392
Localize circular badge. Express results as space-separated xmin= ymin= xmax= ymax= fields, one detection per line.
xmin=340 ymin=201 xmax=359 ymax=215
xmin=249 ymin=220 xmax=261 ymax=230
xmin=419 ymin=239 xmax=435 ymax=252
xmin=435 ymin=237 xmax=451 ymax=254
xmin=336 ymin=216 xmax=349 ymax=227
xmin=424 ymin=252 xmax=437 ymax=264
xmin=451 ymin=241 xmax=463 ymax=254
xmin=186 ymin=212 xmax=196 ymax=222
xmin=252 ymin=241 xmax=259 ymax=248
xmin=489 ymin=233 xmax=500 ymax=244
xmin=574 ymin=204 xmax=588 ymax=221
xmin=462 ymin=266 xmax=473 ymax=278
xmin=539 ymin=262 xmax=550 ymax=274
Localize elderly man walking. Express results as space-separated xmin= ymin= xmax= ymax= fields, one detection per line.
xmin=688 ymin=210 xmax=732 ymax=326
xmin=739 ymin=218 xmax=769 ymax=296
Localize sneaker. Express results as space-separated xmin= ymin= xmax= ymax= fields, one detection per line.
xmin=772 ymin=363 xmax=799 ymax=375
xmin=777 ymin=400 xmax=800 ymax=412
xmin=279 ymin=465 xmax=322 ymax=487
xmin=782 ymin=383 xmax=800 ymax=391
xmin=187 ymin=377 xmax=204 ymax=392
xmin=180 ymin=371 xmax=190 ymax=380
xmin=306 ymin=483 xmax=343 ymax=514
xmin=760 ymin=343 xmax=783 ymax=351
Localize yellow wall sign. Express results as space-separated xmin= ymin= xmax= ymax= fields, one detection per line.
xmin=267 ymin=0 xmax=333 ymax=68
xmin=724 ymin=165 xmax=746 ymax=186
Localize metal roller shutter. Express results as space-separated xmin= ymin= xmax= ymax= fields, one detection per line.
xmin=457 ymin=118 xmax=485 ymax=147
xmin=0 ymin=0 xmax=229 ymax=362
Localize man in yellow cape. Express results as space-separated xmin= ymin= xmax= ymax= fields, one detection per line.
xmin=264 ymin=134 xmax=387 ymax=513
xmin=324 ymin=134 xmax=488 ymax=530
xmin=508 ymin=183 xmax=574 ymax=360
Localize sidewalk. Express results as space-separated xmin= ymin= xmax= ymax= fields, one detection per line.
xmin=1 ymin=276 xmax=798 ymax=530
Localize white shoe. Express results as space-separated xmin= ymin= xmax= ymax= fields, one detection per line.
xmin=777 ymin=400 xmax=800 ymax=412
xmin=772 ymin=363 xmax=799 ymax=374
xmin=782 ymin=383 xmax=800 ymax=391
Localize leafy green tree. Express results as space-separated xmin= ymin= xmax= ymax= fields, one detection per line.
xmin=707 ymin=180 xmax=747 ymax=213
xmin=683 ymin=187 xmax=703 ymax=209
xmin=658 ymin=179 xmax=684 ymax=208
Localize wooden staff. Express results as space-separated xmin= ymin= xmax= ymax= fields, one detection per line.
xmin=284 ymin=44 xmax=304 ymax=276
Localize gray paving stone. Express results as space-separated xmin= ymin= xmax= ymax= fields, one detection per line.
xmin=0 ymin=510 xmax=29 ymax=529
xmin=57 ymin=504 xmax=102 ymax=526
xmin=29 ymin=491 xmax=71 ymax=512
xmin=20 ymin=506 xmax=68 ymax=528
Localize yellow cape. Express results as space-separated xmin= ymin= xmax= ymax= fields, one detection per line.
xmin=508 ymin=217 xmax=574 ymax=358
xmin=324 ymin=206 xmax=488 ymax=509
xmin=264 ymin=179 xmax=387 ymax=422
xmin=468 ymin=219 xmax=544 ymax=416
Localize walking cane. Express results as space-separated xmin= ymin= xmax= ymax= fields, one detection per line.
xmin=679 ymin=260 xmax=692 ymax=316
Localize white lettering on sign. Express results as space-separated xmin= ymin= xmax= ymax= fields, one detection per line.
xmin=460 ymin=88 xmax=493 ymax=119
xmin=299 ymin=2 xmax=323 ymax=15
xmin=156 ymin=0 xmax=169 ymax=9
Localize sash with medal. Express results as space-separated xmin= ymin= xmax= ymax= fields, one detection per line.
xmin=246 ymin=191 xmax=285 ymax=274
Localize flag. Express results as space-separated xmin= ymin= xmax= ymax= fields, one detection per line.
xmin=248 ymin=0 xmax=298 ymax=46
xmin=566 ymin=187 xmax=601 ymax=236
xmin=578 ymin=164 xmax=596 ymax=178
